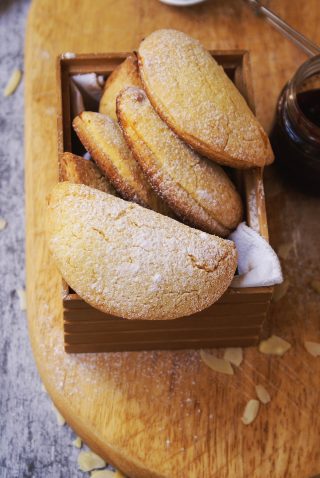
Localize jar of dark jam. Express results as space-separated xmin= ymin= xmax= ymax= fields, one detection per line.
xmin=271 ymin=54 xmax=320 ymax=194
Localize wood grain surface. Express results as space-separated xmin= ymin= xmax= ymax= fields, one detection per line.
xmin=25 ymin=1 xmax=320 ymax=477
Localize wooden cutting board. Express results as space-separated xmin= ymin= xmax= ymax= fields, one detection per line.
xmin=25 ymin=1 xmax=320 ymax=476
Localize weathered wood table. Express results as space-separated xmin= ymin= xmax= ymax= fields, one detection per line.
xmin=25 ymin=1 xmax=320 ymax=476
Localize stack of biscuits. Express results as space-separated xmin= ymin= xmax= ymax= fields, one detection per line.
xmin=48 ymin=29 xmax=274 ymax=320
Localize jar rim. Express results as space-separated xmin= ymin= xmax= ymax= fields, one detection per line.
xmin=287 ymin=54 xmax=320 ymax=142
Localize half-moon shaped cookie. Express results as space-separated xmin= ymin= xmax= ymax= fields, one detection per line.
xmin=99 ymin=54 xmax=142 ymax=121
xmin=117 ymin=87 xmax=243 ymax=237
xmin=138 ymin=29 xmax=274 ymax=169
xmin=47 ymin=182 xmax=237 ymax=320
xmin=73 ymin=112 xmax=170 ymax=214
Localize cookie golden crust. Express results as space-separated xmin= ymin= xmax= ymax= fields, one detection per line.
xmin=138 ymin=29 xmax=274 ymax=169
xmin=117 ymin=87 xmax=243 ymax=237
xmin=59 ymin=152 xmax=116 ymax=195
xmin=99 ymin=54 xmax=142 ymax=121
xmin=72 ymin=112 xmax=170 ymax=214
xmin=47 ymin=182 xmax=237 ymax=320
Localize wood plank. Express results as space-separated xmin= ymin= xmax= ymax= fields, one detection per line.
xmin=25 ymin=1 xmax=320 ymax=477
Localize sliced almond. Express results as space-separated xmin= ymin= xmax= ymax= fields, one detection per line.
xmin=304 ymin=341 xmax=320 ymax=357
xmin=0 ymin=218 xmax=7 ymax=231
xmin=310 ymin=280 xmax=320 ymax=295
xmin=91 ymin=471 xmax=116 ymax=478
xmin=16 ymin=288 xmax=26 ymax=311
xmin=223 ymin=347 xmax=243 ymax=367
xmin=272 ymin=279 xmax=289 ymax=302
xmin=277 ymin=242 xmax=292 ymax=260
xmin=72 ymin=436 xmax=82 ymax=448
xmin=51 ymin=403 xmax=65 ymax=426
xmin=200 ymin=350 xmax=233 ymax=375
xmin=259 ymin=335 xmax=291 ymax=356
xmin=4 ymin=69 xmax=22 ymax=97
xmin=241 ymin=399 xmax=260 ymax=425
xmin=255 ymin=384 xmax=271 ymax=404
xmin=78 ymin=451 xmax=106 ymax=472
xmin=114 ymin=471 xmax=126 ymax=478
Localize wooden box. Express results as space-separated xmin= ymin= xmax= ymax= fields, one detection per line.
xmin=56 ymin=51 xmax=273 ymax=353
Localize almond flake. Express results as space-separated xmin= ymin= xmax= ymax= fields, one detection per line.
xmin=72 ymin=436 xmax=82 ymax=448
xmin=223 ymin=347 xmax=243 ymax=367
xmin=16 ymin=288 xmax=26 ymax=310
xmin=200 ymin=350 xmax=233 ymax=375
xmin=4 ymin=69 xmax=22 ymax=96
xmin=255 ymin=384 xmax=271 ymax=404
xmin=91 ymin=471 xmax=117 ymax=478
xmin=78 ymin=451 xmax=106 ymax=472
xmin=114 ymin=471 xmax=126 ymax=478
xmin=304 ymin=341 xmax=320 ymax=357
xmin=51 ymin=403 xmax=65 ymax=426
xmin=0 ymin=218 xmax=7 ymax=230
xmin=277 ymin=242 xmax=292 ymax=260
xmin=241 ymin=399 xmax=260 ymax=425
xmin=272 ymin=279 xmax=289 ymax=302
xmin=259 ymin=335 xmax=291 ymax=356
xmin=310 ymin=280 xmax=320 ymax=295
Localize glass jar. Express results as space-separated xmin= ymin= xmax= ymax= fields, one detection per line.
xmin=271 ymin=54 xmax=320 ymax=194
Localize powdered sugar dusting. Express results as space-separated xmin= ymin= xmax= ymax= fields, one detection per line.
xmin=139 ymin=29 xmax=272 ymax=167
xmin=47 ymin=182 xmax=237 ymax=320
xmin=117 ymin=87 xmax=243 ymax=236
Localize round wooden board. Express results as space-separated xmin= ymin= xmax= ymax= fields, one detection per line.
xmin=25 ymin=1 xmax=320 ymax=476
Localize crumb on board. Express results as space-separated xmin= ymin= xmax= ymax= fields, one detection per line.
xmin=77 ymin=450 xmax=106 ymax=472
xmin=72 ymin=436 xmax=82 ymax=448
xmin=3 ymin=69 xmax=22 ymax=96
xmin=223 ymin=347 xmax=243 ymax=367
xmin=0 ymin=218 xmax=7 ymax=230
xmin=255 ymin=384 xmax=271 ymax=404
xmin=16 ymin=288 xmax=26 ymax=311
xmin=241 ymin=399 xmax=260 ymax=425
xmin=200 ymin=350 xmax=234 ymax=375
xmin=304 ymin=341 xmax=320 ymax=357
xmin=259 ymin=335 xmax=291 ymax=356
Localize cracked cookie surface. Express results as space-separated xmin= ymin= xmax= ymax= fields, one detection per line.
xmin=138 ymin=29 xmax=274 ymax=169
xmin=47 ymin=182 xmax=237 ymax=320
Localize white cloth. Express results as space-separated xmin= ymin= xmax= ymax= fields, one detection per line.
xmin=72 ymin=73 xmax=104 ymax=102
xmin=229 ymin=222 xmax=283 ymax=288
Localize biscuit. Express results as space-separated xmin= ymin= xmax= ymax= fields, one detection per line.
xmin=59 ymin=152 xmax=116 ymax=194
xmin=73 ymin=112 xmax=170 ymax=214
xmin=138 ymin=29 xmax=274 ymax=169
xmin=117 ymin=87 xmax=243 ymax=237
xmin=47 ymin=182 xmax=237 ymax=320
xmin=99 ymin=54 xmax=142 ymax=121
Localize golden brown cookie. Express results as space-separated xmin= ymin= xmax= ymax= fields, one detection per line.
xmin=47 ymin=182 xmax=237 ymax=320
xmin=117 ymin=87 xmax=243 ymax=237
xmin=138 ymin=29 xmax=274 ymax=169
xmin=99 ymin=54 xmax=142 ymax=121
xmin=72 ymin=111 xmax=170 ymax=214
xmin=59 ymin=152 xmax=116 ymax=194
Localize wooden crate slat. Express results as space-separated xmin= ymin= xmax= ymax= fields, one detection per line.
xmin=65 ymin=336 xmax=259 ymax=353
xmin=64 ymin=315 xmax=266 ymax=332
